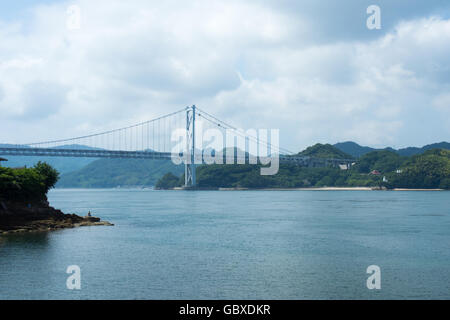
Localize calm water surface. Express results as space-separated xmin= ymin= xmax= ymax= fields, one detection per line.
xmin=0 ymin=189 xmax=449 ymax=299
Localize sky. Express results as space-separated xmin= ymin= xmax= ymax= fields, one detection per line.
xmin=0 ymin=0 xmax=449 ymax=151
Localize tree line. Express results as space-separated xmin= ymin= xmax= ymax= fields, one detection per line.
xmin=156 ymin=146 xmax=450 ymax=190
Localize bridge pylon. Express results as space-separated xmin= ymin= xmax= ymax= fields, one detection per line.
xmin=184 ymin=105 xmax=196 ymax=188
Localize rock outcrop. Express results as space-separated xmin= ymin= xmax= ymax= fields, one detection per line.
xmin=0 ymin=200 xmax=113 ymax=235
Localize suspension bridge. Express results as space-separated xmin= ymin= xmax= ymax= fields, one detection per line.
xmin=0 ymin=106 xmax=355 ymax=187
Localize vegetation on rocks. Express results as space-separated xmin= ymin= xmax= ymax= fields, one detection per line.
xmin=0 ymin=161 xmax=59 ymax=202
xmin=0 ymin=162 xmax=112 ymax=234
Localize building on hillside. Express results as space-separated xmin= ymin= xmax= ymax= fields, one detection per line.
xmin=369 ymin=170 xmax=381 ymax=175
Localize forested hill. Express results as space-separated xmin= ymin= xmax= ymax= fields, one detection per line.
xmin=57 ymin=158 xmax=184 ymax=188
xmin=156 ymin=147 xmax=450 ymax=190
xmin=297 ymin=144 xmax=353 ymax=159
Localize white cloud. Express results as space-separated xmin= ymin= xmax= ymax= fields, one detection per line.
xmin=433 ymin=93 xmax=450 ymax=111
xmin=0 ymin=1 xmax=449 ymax=150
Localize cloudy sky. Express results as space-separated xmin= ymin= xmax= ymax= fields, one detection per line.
xmin=0 ymin=0 xmax=449 ymax=151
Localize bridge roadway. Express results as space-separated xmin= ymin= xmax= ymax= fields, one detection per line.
xmin=0 ymin=147 xmax=355 ymax=168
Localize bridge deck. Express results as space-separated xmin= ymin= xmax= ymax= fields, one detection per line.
xmin=0 ymin=147 xmax=355 ymax=167
xmin=0 ymin=147 xmax=172 ymax=160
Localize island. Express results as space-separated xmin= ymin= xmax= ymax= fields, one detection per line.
xmin=155 ymin=144 xmax=450 ymax=190
xmin=0 ymin=161 xmax=113 ymax=235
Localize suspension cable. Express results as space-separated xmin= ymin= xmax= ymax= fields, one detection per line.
xmin=23 ymin=108 xmax=186 ymax=147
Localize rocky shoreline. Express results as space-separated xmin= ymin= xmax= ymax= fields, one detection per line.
xmin=0 ymin=200 xmax=113 ymax=235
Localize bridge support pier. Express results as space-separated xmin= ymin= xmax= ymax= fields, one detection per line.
xmin=185 ymin=105 xmax=196 ymax=188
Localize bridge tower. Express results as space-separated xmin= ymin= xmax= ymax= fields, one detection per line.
xmin=185 ymin=105 xmax=196 ymax=187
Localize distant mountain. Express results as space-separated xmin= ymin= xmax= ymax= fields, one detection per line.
xmin=0 ymin=144 xmax=97 ymax=174
xmin=57 ymin=158 xmax=184 ymax=188
xmin=298 ymin=143 xmax=353 ymax=159
xmin=333 ymin=141 xmax=450 ymax=158
xmin=396 ymin=142 xmax=450 ymax=156
xmin=333 ymin=142 xmax=376 ymax=158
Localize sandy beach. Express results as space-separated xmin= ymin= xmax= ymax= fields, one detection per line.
xmin=218 ymin=187 xmax=446 ymax=191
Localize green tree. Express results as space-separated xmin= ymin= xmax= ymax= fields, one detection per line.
xmin=0 ymin=164 xmax=58 ymax=201
xmin=353 ymin=150 xmax=406 ymax=174
xmin=385 ymin=149 xmax=450 ymax=189
xmin=34 ymin=161 xmax=60 ymax=193
xmin=155 ymin=172 xmax=182 ymax=189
